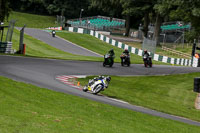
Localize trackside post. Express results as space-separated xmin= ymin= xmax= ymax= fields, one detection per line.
xmin=194 ymin=77 xmax=200 ymax=93
xmin=23 ymin=44 xmax=26 ymax=55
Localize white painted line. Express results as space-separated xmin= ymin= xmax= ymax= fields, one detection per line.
xmin=131 ymin=47 xmax=135 ymax=54
xmin=90 ymin=30 xmax=94 ymax=36
xmin=112 ymin=40 xmax=116 ymax=46
xmin=107 ymin=97 xmax=129 ymax=104
xmin=69 ymin=27 xmax=73 ymax=32
xmin=138 ymin=49 xmax=143 ymax=56
xmin=124 ymin=44 xmax=129 ymax=50
xmin=106 ymin=37 xmax=110 ymax=43
xmin=162 ymin=56 xmax=168 ymax=63
xmin=78 ymin=28 xmax=84 ymax=34
xmin=154 ymin=54 xmax=159 ymax=61
xmin=171 ymin=58 xmax=175 ymax=64
xmin=118 ymin=42 xmax=122 ymax=48
xmin=100 ymin=34 xmax=104 ymax=41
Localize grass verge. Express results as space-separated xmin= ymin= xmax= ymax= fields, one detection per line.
xmin=2 ymin=11 xmax=172 ymax=64
xmin=56 ymin=31 xmax=168 ymax=65
xmin=4 ymin=11 xmax=192 ymax=62
xmin=77 ymin=73 xmax=200 ymax=122
xmin=9 ymin=28 xmax=166 ymax=64
xmin=125 ymin=41 xmax=192 ymax=59
xmin=6 ymin=11 xmax=57 ymax=28
xmin=0 ymin=76 xmax=200 ymax=132
xmin=10 ymin=29 xmax=102 ymax=61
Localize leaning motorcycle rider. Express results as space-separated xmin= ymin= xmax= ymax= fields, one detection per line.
xmin=89 ymin=76 xmax=104 ymax=86
xmin=86 ymin=76 xmax=111 ymax=92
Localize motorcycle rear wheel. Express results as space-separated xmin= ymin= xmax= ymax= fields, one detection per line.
xmin=121 ymin=62 xmax=124 ymax=66
xmin=103 ymin=62 xmax=106 ymax=67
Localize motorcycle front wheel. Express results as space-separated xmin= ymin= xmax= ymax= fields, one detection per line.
xmin=121 ymin=62 xmax=124 ymax=66
xmin=83 ymin=86 xmax=88 ymax=92
xmin=92 ymin=84 xmax=103 ymax=94
xmin=144 ymin=61 xmax=147 ymax=67
xmin=103 ymin=62 xmax=106 ymax=67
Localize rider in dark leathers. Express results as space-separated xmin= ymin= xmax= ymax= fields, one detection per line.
xmin=123 ymin=49 xmax=130 ymax=56
xmin=143 ymin=50 xmax=152 ymax=67
xmin=108 ymin=48 xmax=115 ymax=57
xmin=143 ymin=50 xmax=149 ymax=57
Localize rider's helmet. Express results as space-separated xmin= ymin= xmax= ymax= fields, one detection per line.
xmin=109 ymin=48 xmax=114 ymax=52
xmin=98 ymin=75 xmax=104 ymax=79
xmin=106 ymin=76 xmax=111 ymax=82
xmin=124 ymin=49 xmax=129 ymax=54
xmin=144 ymin=49 xmax=147 ymax=54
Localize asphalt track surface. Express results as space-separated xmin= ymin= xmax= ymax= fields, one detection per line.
xmin=1 ymin=55 xmax=200 ymax=126
xmin=16 ymin=27 xmax=101 ymax=57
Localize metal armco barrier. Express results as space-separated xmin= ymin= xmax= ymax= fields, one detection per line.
xmin=194 ymin=77 xmax=200 ymax=93
xmin=0 ymin=42 xmax=13 ymax=53
xmin=65 ymin=27 xmax=200 ymax=67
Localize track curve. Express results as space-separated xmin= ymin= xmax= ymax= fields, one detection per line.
xmin=16 ymin=27 xmax=101 ymax=57
xmin=1 ymin=55 xmax=200 ymax=126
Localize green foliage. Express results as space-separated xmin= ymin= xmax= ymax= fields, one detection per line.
xmin=185 ymin=30 xmax=199 ymax=43
xmin=160 ymin=0 xmax=200 ymax=37
xmin=0 ymin=0 xmax=12 ymax=21
xmin=90 ymin=0 xmax=122 ymax=17
xmin=9 ymin=0 xmax=47 ymax=14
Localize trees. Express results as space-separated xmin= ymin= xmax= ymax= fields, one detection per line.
xmin=90 ymin=0 xmax=122 ymax=17
xmin=42 ymin=0 xmax=90 ymax=18
xmin=4 ymin=0 xmax=200 ymax=41
xmin=121 ymin=0 xmax=155 ymax=37
xmin=91 ymin=0 xmax=136 ymax=34
xmin=154 ymin=0 xmax=200 ymax=42
xmin=0 ymin=0 xmax=12 ymax=22
xmin=9 ymin=0 xmax=47 ymax=14
xmin=174 ymin=0 xmax=200 ymax=40
xmin=9 ymin=0 xmax=90 ymax=18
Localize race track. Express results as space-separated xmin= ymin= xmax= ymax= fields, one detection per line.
xmin=1 ymin=55 xmax=200 ymax=126
xmin=15 ymin=27 xmax=101 ymax=57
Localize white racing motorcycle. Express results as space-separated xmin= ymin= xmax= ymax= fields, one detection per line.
xmin=83 ymin=76 xmax=111 ymax=94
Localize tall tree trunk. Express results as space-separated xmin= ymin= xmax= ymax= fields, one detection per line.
xmin=0 ymin=0 xmax=3 ymax=21
xmin=125 ymin=15 xmax=130 ymax=36
xmin=0 ymin=0 xmax=10 ymax=22
xmin=143 ymin=12 xmax=150 ymax=38
xmin=153 ymin=13 xmax=162 ymax=46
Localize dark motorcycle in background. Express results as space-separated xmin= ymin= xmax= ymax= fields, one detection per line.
xmin=143 ymin=55 xmax=152 ymax=67
xmin=103 ymin=54 xmax=114 ymax=67
xmin=120 ymin=53 xmax=130 ymax=66
xmin=52 ymin=30 xmax=56 ymax=37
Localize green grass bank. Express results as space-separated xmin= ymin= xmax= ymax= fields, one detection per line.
xmin=0 ymin=76 xmax=200 ymax=133
xmin=77 ymin=73 xmax=200 ymax=121
xmin=7 ymin=11 xmax=57 ymax=28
